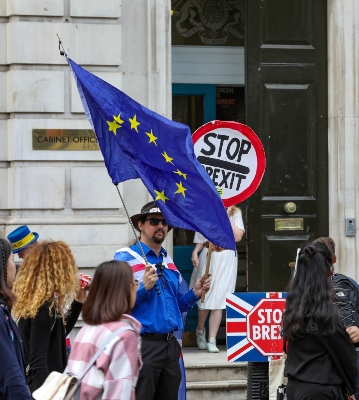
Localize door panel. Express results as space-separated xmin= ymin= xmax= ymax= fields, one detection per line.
xmin=246 ymin=0 xmax=328 ymax=292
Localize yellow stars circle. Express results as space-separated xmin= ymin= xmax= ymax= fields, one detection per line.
xmin=129 ymin=114 xmax=140 ymax=132
xmin=154 ymin=190 xmax=169 ymax=203
xmin=146 ymin=129 xmax=158 ymax=146
xmin=162 ymin=151 xmax=174 ymax=164
xmin=174 ymin=181 xmax=187 ymax=197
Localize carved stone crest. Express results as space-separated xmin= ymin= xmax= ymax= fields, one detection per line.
xmin=173 ymin=0 xmax=244 ymax=45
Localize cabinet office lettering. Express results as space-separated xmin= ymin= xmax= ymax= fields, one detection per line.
xmin=36 ymin=136 xmax=98 ymax=143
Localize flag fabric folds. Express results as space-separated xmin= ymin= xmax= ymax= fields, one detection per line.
xmin=68 ymin=58 xmax=235 ymax=250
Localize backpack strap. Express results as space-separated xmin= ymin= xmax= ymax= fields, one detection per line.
xmin=69 ymin=325 xmax=135 ymax=380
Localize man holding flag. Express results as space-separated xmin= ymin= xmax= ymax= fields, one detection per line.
xmin=115 ymin=201 xmax=210 ymax=399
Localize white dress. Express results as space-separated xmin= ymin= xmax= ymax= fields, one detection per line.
xmin=189 ymin=207 xmax=245 ymax=310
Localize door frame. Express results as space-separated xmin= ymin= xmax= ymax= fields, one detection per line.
xmin=172 ymin=83 xmax=216 ymax=123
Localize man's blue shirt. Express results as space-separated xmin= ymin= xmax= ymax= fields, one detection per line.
xmin=114 ymin=242 xmax=199 ymax=334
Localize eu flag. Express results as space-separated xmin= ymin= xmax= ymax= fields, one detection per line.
xmin=69 ymin=58 xmax=235 ymax=250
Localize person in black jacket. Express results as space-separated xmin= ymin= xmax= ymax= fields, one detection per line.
xmin=12 ymin=240 xmax=86 ymax=394
xmin=0 ymin=238 xmax=31 ymax=399
xmin=282 ymin=241 xmax=358 ymax=400
xmin=314 ymin=236 xmax=359 ymax=400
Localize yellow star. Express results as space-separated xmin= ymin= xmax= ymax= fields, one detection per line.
xmin=174 ymin=181 xmax=187 ymax=197
xmin=162 ymin=151 xmax=174 ymax=164
xmin=114 ymin=113 xmax=124 ymax=125
xmin=154 ymin=190 xmax=169 ymax=203
xmin=173 ymin=169 xmax=187 ymax=180
xmin=129 ymin=114 xmax=140 ymax=132
xmin=146 ymin=129 xmax=158 ymax=146
xmin=107 ymin=119 xmax=121 ymax=135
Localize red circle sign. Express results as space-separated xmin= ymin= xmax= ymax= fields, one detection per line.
xmin=192 ymin=121 xmax=266 ymax=207
xmin=247 ymin=298 xmax=286 ymax=356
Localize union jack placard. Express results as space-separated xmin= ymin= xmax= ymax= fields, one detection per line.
xmin=226 ymin=292 xmax=287 ymax=362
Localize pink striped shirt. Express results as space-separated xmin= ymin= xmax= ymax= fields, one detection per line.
xmin=67 ymin=315 xmax=142 ymax=400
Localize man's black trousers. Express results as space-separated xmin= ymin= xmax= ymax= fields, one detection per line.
xmin=136 ymin=336 xmax=182 ymax=400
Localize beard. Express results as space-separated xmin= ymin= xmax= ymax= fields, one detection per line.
xmin=152 ymin=229 xmax=166 ymax=244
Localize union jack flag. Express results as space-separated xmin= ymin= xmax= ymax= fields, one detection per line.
xmin=226 ymin=292 xmax=287 ymax=362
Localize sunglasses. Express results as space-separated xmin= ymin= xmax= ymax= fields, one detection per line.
xmin=133 ymin=279 xmax=140 ymax=288
xmin=145 ymin=218 xmax=168 ymax=227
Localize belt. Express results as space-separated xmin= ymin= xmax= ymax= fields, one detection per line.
xmin=141 ymin=332 xmax=174 ymax=341
xmin=204 ymin=242 xmax=223 ymax=252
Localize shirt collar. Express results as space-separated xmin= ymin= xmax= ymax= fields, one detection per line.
xmin=134 ymin=241 xmax=167 ymax=258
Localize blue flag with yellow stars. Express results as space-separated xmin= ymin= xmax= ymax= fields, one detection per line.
xmin=68 ymin=58 xmax=235 ymax=250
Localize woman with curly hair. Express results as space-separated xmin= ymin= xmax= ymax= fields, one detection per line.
xmin=12 ymin=240 xmax=86 ymax=394
xmin=282 ymin=241 xmax=358 ymax=400
xmin=0 ymin=238 xmax=31 ymax=399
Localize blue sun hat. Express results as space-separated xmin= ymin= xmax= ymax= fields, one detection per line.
xmin=7 ymin=225 xmax=39 ymax=254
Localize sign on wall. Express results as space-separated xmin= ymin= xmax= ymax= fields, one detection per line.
xmin=192 ymin=120 xmax=266 ymax=207
xmin=32 ymin=129 xmax=99 ymax=151
xmin=226 ymin=292 xmax=287 ymax=362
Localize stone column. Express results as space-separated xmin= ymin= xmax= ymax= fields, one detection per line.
xmin=328 ymin=0 xmax=359 ymax=277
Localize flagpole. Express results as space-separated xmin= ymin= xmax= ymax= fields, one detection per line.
xmin=115 ymin=185 xmax=161 ymax=296
xmin=201 ymin=243 xmax=213 ymax=302
xmin=114 ymin=185 xmax=148 ymax=263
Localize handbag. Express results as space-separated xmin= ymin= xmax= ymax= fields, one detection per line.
xmin=269 ymin=354 xmax=288 ymax=400
xmin=32 ymin=325 xmax=134 ymax=400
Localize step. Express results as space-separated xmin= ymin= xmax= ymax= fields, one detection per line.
xmin=186 ymin=380 xmax=247 ymax=400
xmin=186 ymin=362 xmax=247 ymax=382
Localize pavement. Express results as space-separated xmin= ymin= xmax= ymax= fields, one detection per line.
xmin=182 ymin=345 xmax=228 ymax=366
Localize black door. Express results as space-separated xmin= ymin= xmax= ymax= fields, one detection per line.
xmin=246 ymin=0 xmax=328 ymax=291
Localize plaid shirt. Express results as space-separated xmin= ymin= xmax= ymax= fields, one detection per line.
xmin=67 ymin=315 xmax=142 ymax=400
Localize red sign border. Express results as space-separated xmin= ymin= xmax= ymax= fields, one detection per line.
xmin=192 ymin=120 xmax=266 ymax=207
xmin=246 ymin=298 xmax=286 ymax=356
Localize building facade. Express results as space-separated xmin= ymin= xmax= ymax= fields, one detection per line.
xmin=0 ymin=0 xmax=358 ymax=297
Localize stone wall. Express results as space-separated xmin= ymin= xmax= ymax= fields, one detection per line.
xmin=0 ymin=0 xmax=172 ymax=275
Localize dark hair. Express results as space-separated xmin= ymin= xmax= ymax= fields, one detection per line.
xmin=313 ymin=237 xmax=335 ymax=261
xmin=82 ymin=260 xmax=134 ymax=325
xmin=282 ymin=241 xmax=342 ymax=340
xmin=0 ymin=239 xmax=16 ymax=308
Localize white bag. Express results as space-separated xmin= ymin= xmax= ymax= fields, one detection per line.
xmin=32 ymin=371 xmax=79 ymax=400
xmin=269 ymin=354 xmax=288 ymax=400
xmin=33 ymin=325 xmax=134 ymax=400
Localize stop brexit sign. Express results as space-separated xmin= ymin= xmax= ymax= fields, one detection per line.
xmin=247 ymin=298 xmax=286 ymax=355
xmin=192 ymin=121 xmax=266 ymax=207
xmin=226 ymin=292 xmax=287 ymax=362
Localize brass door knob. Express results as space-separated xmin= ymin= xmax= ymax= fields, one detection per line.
xmin=284 ymin=202 xmax=297 ymax=213
xmin=288 ymin=262 xmax=296 ymax=267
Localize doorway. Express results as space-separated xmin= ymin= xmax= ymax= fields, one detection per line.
xmin=172 ymin=83 xmax=247 ymax=341
xmin=170 ymin=0 xmax=328 ymax=337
